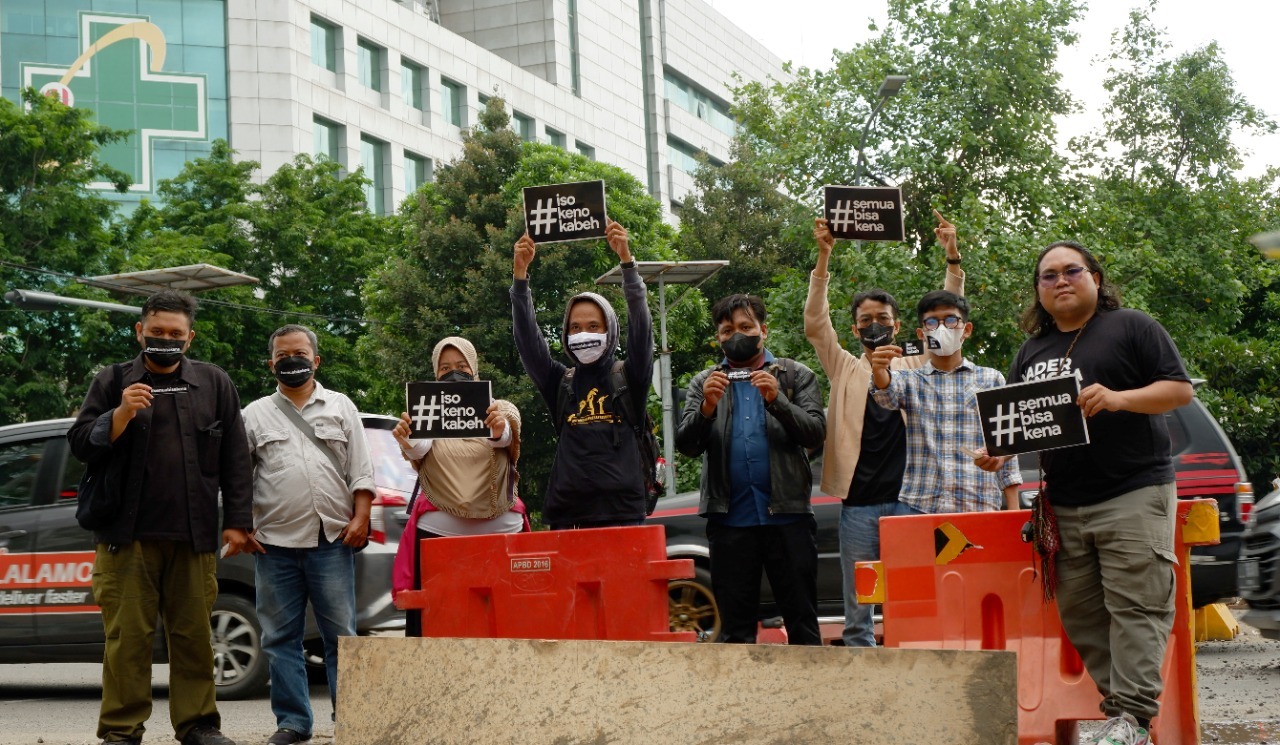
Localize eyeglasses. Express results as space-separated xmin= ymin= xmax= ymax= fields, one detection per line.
xmin=1037 ymin=266 xmax=1090 ymax=287
xmin=921 ymin=315 xmax=963 ymax=331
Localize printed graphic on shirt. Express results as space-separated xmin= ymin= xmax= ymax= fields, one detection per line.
xmin=566 ymin=386 xmax=614 ymax=426
xmin=1020 ymin=357 xmax=1079 ymax=383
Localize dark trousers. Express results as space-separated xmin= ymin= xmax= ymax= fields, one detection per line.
xmin=706 ymin=516 xmax=821 ymax=645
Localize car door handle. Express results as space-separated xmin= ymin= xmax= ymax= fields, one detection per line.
xmin=0 ymin=529 xmax=27 ymax=544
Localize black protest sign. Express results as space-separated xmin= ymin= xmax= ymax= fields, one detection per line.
xmin=902 ymin=339 xmax=924 ymax=357
xmin=406 ymin=381 xmax=493 ymax=439
xmin=522 ymin=180 xmax=608 ymax=244
xmin=975 ymin=375 xmax=1089 ymax=457
xmin=823 ymin=185 xmax=906 ymax=242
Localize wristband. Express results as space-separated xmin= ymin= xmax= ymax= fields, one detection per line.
xmin=947 ymin=257 xmax=962 ymax=265
xmin=620 ymin=260 xmax=636 ymax=269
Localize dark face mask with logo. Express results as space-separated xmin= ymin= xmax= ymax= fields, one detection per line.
xmin=720 ymin=333 xmax=761 ymax=364
xmin=858 ymin=322 xmax=895 ymax=350
xmin=273 ymin=355 xmax=315 ymax=389
xmin=439 ymin=369 xmax=473 ymax=383
xmin=142 ymin=337 xmax=186 ymax=368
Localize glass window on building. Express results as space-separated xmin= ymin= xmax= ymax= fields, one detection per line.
xmin=357 ymin=38 xmax=385 ymax=92
xmin=575 ymin=141 xmax=595 ymax=160
xmin=440 ymin=78 xmax=466 ymax=127
xmin=568 ymin=0 xmax=581 ymax=96
xmin=311 ymin=16 xmax=338 ymax=72
xmin=667 ymin=138 xmax=721 ymax=174
xmin=512 ymin=112 xmax=535 ymax=141
xmin=404 ymin=152 xmax=432 ymax=196
xmin=360 ymin=136 xmax=388 ymax=215
xmin=544 ymin=127 xmax=566 ymax=149
xmin=313 ymin=116 xmax=343 ymax=163
xmin=401 ymin=59 xmax=424 ymax=110
xmin=663 ymin=72 xmax=736 ymax=136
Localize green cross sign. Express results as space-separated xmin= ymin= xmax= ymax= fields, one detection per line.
xmin=21 ymin=13 xmax=208 ymax=192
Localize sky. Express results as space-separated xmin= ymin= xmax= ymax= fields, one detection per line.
xmin=708 ymin=0 xmax=1279 ymax=178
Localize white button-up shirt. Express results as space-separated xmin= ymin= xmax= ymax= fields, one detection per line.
xmin=243 ymin=382 xmax=376 ymax=548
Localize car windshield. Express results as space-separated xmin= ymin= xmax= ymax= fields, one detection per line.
xmin=365 ymin=425 xmax=416 ymax=497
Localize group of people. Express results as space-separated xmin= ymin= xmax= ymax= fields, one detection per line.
xmin=69 ymin=209 xmax=1188 ymax=745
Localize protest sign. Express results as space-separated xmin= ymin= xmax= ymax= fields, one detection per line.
xmin=823 ymin=185 xmax=906 ymax=241
xmin=406 ymin=381 xmax=493 ymax=439
xmin=522 ymin=180 xmax=608 ymax=244
xmin=975 ymin=375 xmax=1089 ymax=457
xmin=902 ymin=339 xmax=924 ymax=357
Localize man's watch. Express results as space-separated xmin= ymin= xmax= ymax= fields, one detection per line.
xmin=620 ymin=260 xmax=636 ymax=269
xmin=947 ymin=257 xmax=963 ymax=265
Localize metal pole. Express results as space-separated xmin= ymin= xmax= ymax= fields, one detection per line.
xmin=853 ymin=94 xmax=888 ymax=188
xmin=657 ymin=277 xmax=677 ymax=498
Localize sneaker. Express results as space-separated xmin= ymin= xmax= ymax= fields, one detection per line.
xmin=181 ymin=725 xmax=237 ymax=745
xmin=267 ymin=729 xmax=311 ymax=745
xmin=1093 ymin=713 xmax=1150 ymax=745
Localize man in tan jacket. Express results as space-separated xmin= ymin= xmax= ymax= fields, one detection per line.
xmin=804 ymin=209 xmax=963 ymax=646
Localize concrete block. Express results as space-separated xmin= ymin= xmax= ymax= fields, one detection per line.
xmin=338 ymin=637 xmax=1017 ymax=744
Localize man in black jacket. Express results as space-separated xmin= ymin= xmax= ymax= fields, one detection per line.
xmin=675 ymin=294 xmax=827 ymax=644
xmin=67 ymin=290 xmax=254 ymax=745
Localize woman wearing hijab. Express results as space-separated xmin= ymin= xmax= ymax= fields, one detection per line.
xmin=390 ymin=336 xmax=527 ymax=636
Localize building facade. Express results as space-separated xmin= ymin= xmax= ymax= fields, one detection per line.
xmin=2 ymin=0 xmax=786 ymax=218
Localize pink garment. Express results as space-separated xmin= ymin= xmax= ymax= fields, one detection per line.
xmin=391 ymin=492 xmax=530 ymax=599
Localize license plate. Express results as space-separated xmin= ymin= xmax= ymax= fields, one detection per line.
xmin=1239 ymin=558 xmax=1261 ymax=593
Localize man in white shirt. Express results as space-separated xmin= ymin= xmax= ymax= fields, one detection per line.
xmin=242 ymin=324 xmax=374 ymax=745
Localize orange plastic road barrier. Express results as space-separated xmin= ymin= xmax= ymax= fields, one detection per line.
xmin=855 ymin=500 xmax=1219 ymax=745
xmin=397 ymin=525 xmax=696 ymax=642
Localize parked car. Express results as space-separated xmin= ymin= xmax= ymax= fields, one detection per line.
xmin=652 ymin=393 xmax=1253 ymax=641
xmin=0 ymin=414 xmax=412 ymax=699
xmin=1237 ymin=480 xmax=1280 ymax=639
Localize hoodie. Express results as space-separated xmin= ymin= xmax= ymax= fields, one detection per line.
xmin=510 ymin=266 xmax=654 ymax=525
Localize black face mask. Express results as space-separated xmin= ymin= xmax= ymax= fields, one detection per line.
xmin=273 ymin=355 xmax=315 ymax=389
xmin=439 ymin=369 xmax=473 ymax=383
xmin=142 ymin=337 xmax=185 ymax=368
xmin=720 ymin=333 xmax=761 ymax=364
xmin=858 ymin=322 xmax=895 ymax=350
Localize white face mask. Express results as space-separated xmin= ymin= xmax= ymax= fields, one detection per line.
xmin=567 ymin=332 xmax=608 ymax=364
xmin=925 ymin=326 xmax=965 ymax=357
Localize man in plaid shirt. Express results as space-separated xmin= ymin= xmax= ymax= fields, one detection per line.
xmin=870 ymin=290 xmax=1021 ymax=512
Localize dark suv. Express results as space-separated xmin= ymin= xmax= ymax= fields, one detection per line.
xmin=0 ymin=415 xmax=411 ymax=699
xmin=651 ymin=394 xmax=1253 ymax=641
xmin=1236 ymin=480 xmax=1280 ymax=639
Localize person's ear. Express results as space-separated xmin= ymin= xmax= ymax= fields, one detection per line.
xmin=962 ymin=322 xmax=973 ymax=339
xmin=313 ymin=354 xmax=322 ymax=370
xmin=892 ymin=319 xmax=902 ymax=335
xmin=916 ymin=327 xmax=925 ymax=341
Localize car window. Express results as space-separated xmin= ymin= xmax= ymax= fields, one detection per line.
xmin=0 ymin=439 xmax=47 ymax=509
xmin=1166 ymin=409 xmax=1189 ymax=456
xmin=364 ymin=425 xmax=416 ymax=496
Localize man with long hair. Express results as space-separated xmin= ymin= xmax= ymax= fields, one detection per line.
xmin=1008 ymin=241 xmax=1192 ymax=745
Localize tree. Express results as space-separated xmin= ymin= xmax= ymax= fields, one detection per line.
xmin=363 ymin=98 xmax=681 ymax=514
xmin=0 ymin=89 xmax=132 ymax=422
xmin=123 ymin=141 xmax=392 ymax=405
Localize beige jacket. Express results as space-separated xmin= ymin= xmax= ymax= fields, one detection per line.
xmin=804 ymin=266 xmax=964 ymax=498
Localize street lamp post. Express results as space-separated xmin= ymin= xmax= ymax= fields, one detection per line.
xmin=852 ymin=74 xmax=908 ymax=186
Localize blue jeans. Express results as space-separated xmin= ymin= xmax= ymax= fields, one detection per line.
xmin=839 ymin=501 xmax=921 ymax=647
xmin=255 ymin=534 xmax=356 ymax=736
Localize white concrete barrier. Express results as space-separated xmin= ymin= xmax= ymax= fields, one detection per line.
xmin=338 ymin=637 xmax=1017 ymax=744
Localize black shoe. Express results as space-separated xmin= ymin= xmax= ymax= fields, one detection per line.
xmin=182 ymin=726 xmax=237 ymax=745
xmin=266 ymin=729 xmax=311 ymax=745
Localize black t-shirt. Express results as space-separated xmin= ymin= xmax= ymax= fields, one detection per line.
xmin=846 ymin=394 xmax=905 ymax=506
xmin=134 ymin=370 xmax=193 ymax=541
xmin=544 ymin=363 xmax=646 ymax=525
xmin=1007 ymin=308 xmax=1189 ymax=507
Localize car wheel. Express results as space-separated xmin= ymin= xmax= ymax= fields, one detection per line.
xmin=210 ymin=593 xmax=269 ymax=700
xmin=668 ymin=566 xmax=720 ymax=643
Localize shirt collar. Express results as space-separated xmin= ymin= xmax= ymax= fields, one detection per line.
xmin=125 ymin=353 xmax=199 ymax=387
xmin=922 ymin=358 xmax=974 ymax=375
xmin=719 ymin=349 xmax=777 ymax=370
xmin=278 ymin=379 xmax=328 ymax=407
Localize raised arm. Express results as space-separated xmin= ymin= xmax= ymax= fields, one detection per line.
xmin=804 ymin=218 xmax=846 ymax=374
xmin=608 ymin=220 xmax=654 ymax=394
xmin=934 ymin=208 xmax=965 ymax=295
xmin=510 ymin=232 xmax=565 ymax=395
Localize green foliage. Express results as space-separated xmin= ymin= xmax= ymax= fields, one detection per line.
xmin=363 ymin=98 xmax=677 ymax=511
xmin=0 ymin=89 xmax=133 ymax=422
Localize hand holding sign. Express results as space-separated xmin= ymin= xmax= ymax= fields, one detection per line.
xmin=605 ymin=219 xmax=632 ymax=263
xmin=933 ymin=208 xmax=960 ymax=260
xmin=700 ymin=370 xmax=729 ymax=416
xmin=813 ymin=218 xmax=835 ymax=255
xmin=484 ymin=402 xmax=507 ymax=440
xmin=513 ymin=232 xmax=537 ymax=280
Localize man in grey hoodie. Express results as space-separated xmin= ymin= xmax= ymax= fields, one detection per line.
xmin=511 ymin=220 xmax=655 ymax=529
